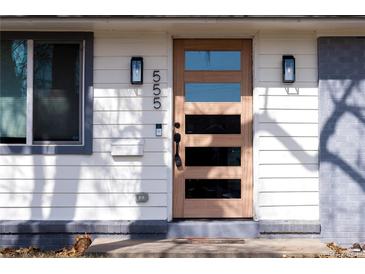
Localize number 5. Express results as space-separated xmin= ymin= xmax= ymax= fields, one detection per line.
xmin=153 ymin=70 xmax=161 ymax=82
xmin=153 ymin=97 xmax=161 ymax=109
xmin=153 ymin=84 xmax=161 ymax=95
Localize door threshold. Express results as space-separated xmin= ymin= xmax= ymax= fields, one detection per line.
xmin=171 ymin=218 xmax=256 ymax=222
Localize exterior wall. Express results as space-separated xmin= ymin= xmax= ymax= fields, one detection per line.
xmin=319 ymin=37 xmax=365 ymax=245
xmin=0 ymin=27 xmax=320 ymax=223
xmin=254 ymin=32 xmax=319 ymax=220
xmin=0 ymin=32 xmax=171 ymax=221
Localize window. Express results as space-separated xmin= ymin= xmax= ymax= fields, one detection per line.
xmin=0 ymin=40 xmax=27 ymax=144
xmin=0 ymin=32 xmax=93 ymax=154
xmin=33 ymin=42 xmax=82 ymax=143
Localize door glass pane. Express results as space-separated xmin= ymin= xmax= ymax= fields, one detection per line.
xmin=185 ymin=147 xmax=241 ymax=166
xmin=185 ymin=51 xmax=241 ymax=70
xmin=186 ymin=115 xmax=240 ymax=134
xmin=185 ymin=179 xmax=241 ymax=199
xmin=185 ymin=83 xmax=240 ymax=102
xmin=33 ymin=42 xmax=81 ymax=142
xmin=0 ymin=40 xmax=27 ymax=144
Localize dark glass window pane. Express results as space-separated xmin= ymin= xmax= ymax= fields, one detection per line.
xmin=185 ymin=179 xmax=241 ymax=199
xmin=33 ymin=42 xmax=81 ymax=142
xmin=186 ymin=115 xmax=240 ymax=134
xmin=185 ymin=147 xmax=241 ymax=166
xmin=0 ymin=40 xmax=27 ymax=144
xmin=185 ymin=83 xmax=240 ymax=102
xmin=185 ymin=51 xmax=241 ymax=70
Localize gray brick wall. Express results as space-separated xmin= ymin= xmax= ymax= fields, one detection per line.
xmin=0 ymin=221 xmax=167 ymax=250
xmin=318 ymin=37 xmax=365 ymax=246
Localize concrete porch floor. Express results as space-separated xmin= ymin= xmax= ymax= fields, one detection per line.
xmin=86 ymin=238 xmax=333 ymax=258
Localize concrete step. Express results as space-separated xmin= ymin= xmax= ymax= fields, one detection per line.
xmin=86 ymin=238 xmax=332 ymax=258
xmin=167 ymin=220 xmax=259 ymax=238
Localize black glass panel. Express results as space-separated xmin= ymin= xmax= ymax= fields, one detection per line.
xmin=185 ymin=179 xmax=241 ymax=199
xmin=186 ymin=115 xmax=240 ymax=134
xmin=33 ymin=42 xmax=81 ymax=142
xmin=185 ymin=147 xmax=241 ymax=166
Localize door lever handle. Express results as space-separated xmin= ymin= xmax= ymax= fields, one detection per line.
xmin=174 ymin=133 xmax=182 ymax=167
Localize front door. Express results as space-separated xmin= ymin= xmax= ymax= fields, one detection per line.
xmin=173 ymin=39 xmax=253 ymax=218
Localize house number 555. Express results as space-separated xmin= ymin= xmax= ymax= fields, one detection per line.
xmin=153 ymin=70 xmax=161 ymax=110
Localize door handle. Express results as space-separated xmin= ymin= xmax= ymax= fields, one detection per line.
xmin=174 ymin=132 xmax=182 ymax=167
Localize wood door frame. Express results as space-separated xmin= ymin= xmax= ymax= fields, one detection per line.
xmin=173 ymin=39 xmax=253 ymax=218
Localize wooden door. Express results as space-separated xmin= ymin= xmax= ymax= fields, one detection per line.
xmin=173 ymin=39 xmax=253 ymax=218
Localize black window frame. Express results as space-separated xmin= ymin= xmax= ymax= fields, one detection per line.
xmin=0 ymin=31 xmax=94 ymax=154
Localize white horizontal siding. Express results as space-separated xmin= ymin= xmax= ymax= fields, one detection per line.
xmin=257 ymin=87 xmax=318 ymax=96
xmin=259 ymin=151 xmax=318 ymax=164
xmin=258 ymin=109 xmax=318 ymax=123
xmin=258 ymin=38 xmax=316 ymax=54
xmin=259 ymin=164 xmax=318 ymax=178
xmin=259 ymin=192 xmax=318 ymax=206
xmin=259 ymin=136 xmax=318 ymax=150
xmin=94 ymin=56 xmax=168 ymax=70
xmin=259 ymin=68 xmax=317 ymax=82
xmin=94 ymin=98 xmax=168 ymax=111
xmin=259 ymin=178 xmax=319 ymax=192
xmin=0 ymin=153 xmax=168 ymax=166
xmin=258 ymin=54 xmax=316 ymax=68
xmin=0 ymin=179 xmax=167 ymax=193
xmin=94 ymin=84 xmax=169 ymax=97
xmin=259 ymin=206 xmax=319 ymax=220
xmin=94 ymin=36 xmax=168 ymax=56
xmin=255 ymin=32 xmax=319 ymax=220
xmin=93 ymin=125 xmax=169 ymax=138
xmin=258 ymin=123 xmax=318 ymax=137
xmin=93 ymin=138 xmax=169 ymax=152
xmin=0 ymin=166 xmax=167 ymax=180
xmin=258 ymin=95 xmax=318 ymax=109
xmin=0 ymin=193 xmax=167 ymax=207
xmin=0 ymin=207 xmax=167 ymax=221
xmin=94 ymin=111 xmax=168 ymax=125
xmin=94 ymin=69 xmax=168 ymax=84
xmin=0 ymin=32 xmax=170 ymax=221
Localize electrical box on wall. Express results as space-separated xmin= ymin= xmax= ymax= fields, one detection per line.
xmin=136 ymin=192 xmax=149 ymax=203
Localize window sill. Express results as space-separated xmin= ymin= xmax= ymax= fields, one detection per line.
xmin=0 ymin=144 xmax=92 ymax=155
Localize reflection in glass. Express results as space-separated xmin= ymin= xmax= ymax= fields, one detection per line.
xmin=283 ymin=56 xmax=295 ymax=83
xmin=131 ymin=57 xmax=143 ymax=84
xmin=33 ymin=42 xmax=81 ymax=142
xmin=185 ymin=179 xmax=241 ymax=199
xmin=0 ymin=40 xmax=27 ymax=143
xmin=185 ymin=51 xmax=241 ymax=71
xmin=185 ymin=83 xmax=241 ymax=102
xmin=186 ymin=115 xmax=241 ymax=134
xmin=185 ymin=147 xmax=241 ymax=166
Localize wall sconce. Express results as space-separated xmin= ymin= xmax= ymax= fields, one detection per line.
xmin=282 ymin=55 xmax=295 ymax=83
xmin=131 ymin=56 xmax=143 ymax=85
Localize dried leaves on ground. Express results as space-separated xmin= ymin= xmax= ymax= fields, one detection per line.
xmin=318 ymin=242 xmax=364 ymax=258
xmin=0 ymin=234 xmax=92 ymax=258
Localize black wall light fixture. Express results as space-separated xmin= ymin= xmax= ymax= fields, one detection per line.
xmin=131 ymin=56 xmax=143 ymax=85
xmin=282 ymin=55 xmax=295 ymax=83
